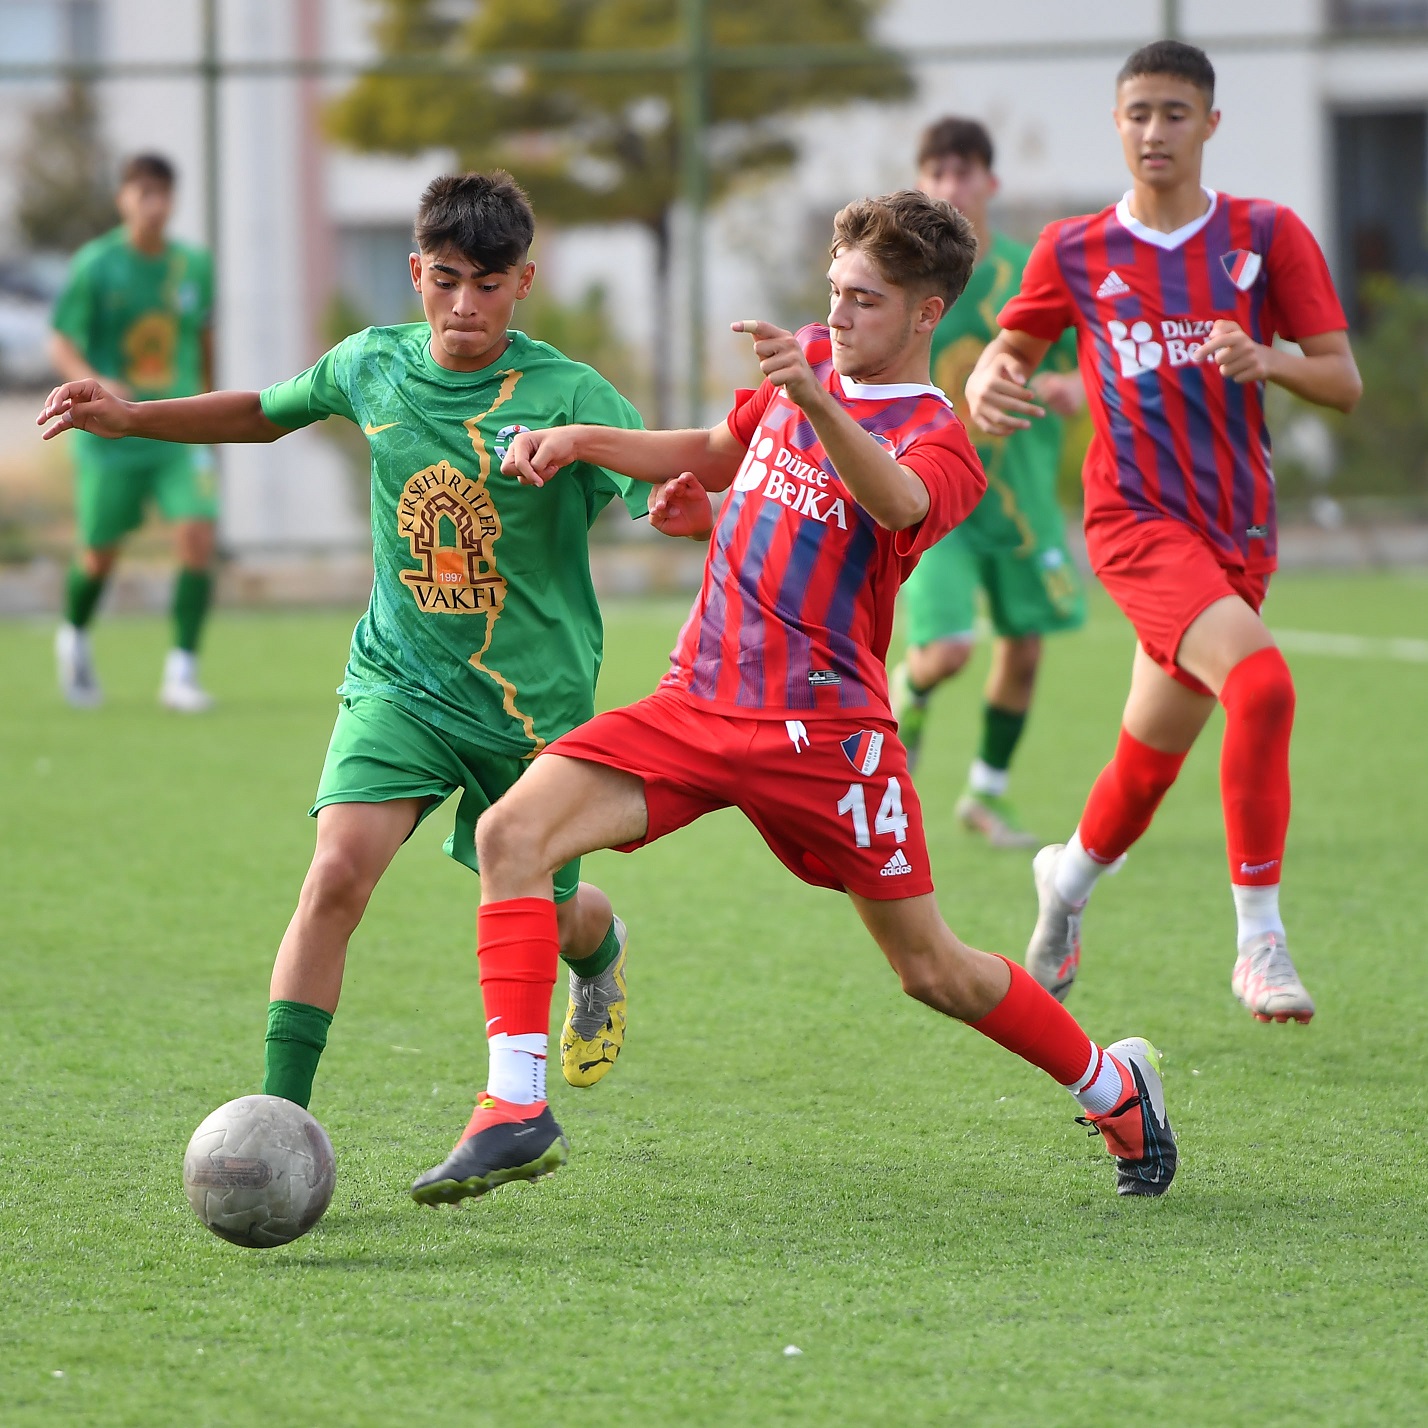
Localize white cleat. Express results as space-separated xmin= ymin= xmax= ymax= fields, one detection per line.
xmin=55 ymin=623 xmax=103 ymax=707
xmin=1232 ymin=932 xmax=1315 ymax=1024
xmin=159 ymin=649 xmax=215 ymax=713
xmin=1025 ymin=843 xmax=1084 ymax=1002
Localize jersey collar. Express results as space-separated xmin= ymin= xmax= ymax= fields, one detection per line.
xmin=1114 ymin=187 xmax=1218 ymax=250
xmin=836 ymin=373 xmax=949 ymax=403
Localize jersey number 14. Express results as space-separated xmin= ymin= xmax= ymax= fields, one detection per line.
xmin=836 ymin=777 xmax=909 ymax=847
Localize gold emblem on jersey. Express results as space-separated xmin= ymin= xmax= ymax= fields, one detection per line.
xmin=397 ymin=461 xmax=505 ymax=613
xmin=124 ymin=312 xmax=178 ymax=392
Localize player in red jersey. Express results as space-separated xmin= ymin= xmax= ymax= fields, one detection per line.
xmin=966 ymin=41 xmax=1362 ymax=1021
xmin=408 ymin=191 xmax=1178 ymax=1206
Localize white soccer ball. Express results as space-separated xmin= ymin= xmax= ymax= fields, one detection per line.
xmin=182 ymin=1094 xmax=336 ymax=1248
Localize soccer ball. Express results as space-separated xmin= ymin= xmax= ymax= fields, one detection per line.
xmin=182 ymin=1094 xmax=336 ymax=1248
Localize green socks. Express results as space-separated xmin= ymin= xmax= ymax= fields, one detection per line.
xmin=263 ymin=1000 xmax=333 ymax=1109
xmin=172 ymin=568 xmax=213 ymax=654
xmin=978 ymin=702 xmax=1028 ymax=773
xmin=562 ymin=917 xmax=622 ymax=979
xmin=64 ymin=564 xmax=106 ymax=629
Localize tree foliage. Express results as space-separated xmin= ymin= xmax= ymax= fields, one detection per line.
xmin=329 ymin=0 xmax=912 ymax=417
xmin=16 ymin=84 xmax=116 ymax=253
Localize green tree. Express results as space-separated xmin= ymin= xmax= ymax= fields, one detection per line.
xmin=328 ymin=0 xmax=911 ymax=420
xmin=16 ymin=84 xmax=115 ymax=252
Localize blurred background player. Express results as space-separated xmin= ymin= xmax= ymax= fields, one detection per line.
xmin=49 ymin=153 xmax=217 ymax=712
xmin=889 ymin=118 xmax=1085 ymax=849
xmin=39 ymin=170 xmax=653 ymax=1118
xmin=409 ymin=191 xmax=1177 ymax=1207
xmin=967 ymin=42 xmax=1361 ymax=1020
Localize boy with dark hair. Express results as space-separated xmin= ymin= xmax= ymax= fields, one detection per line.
xmin=407 ymin=189 xmax=1178 ymax=1208
xmin=967 ymin=43 xmax=1361 ymax=1018
xmin=50 ymin=151 xmax=217 ymax=711
xmin=892 ymin=115 xmax=1086 ymax=848
xmin=40 ymin=169 xmax=655 ymax=1115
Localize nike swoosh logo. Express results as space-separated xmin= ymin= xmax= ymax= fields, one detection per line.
xmin=363 ymin=421 xmax=399 ymax=435
xmin=486 ymin=1017 xmax=501 ymax=1030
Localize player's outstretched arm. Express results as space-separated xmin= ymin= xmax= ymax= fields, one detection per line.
xmin=1192 ymin=324 xmax=1361 ymax=413
xmin=732 ymin=319 xmax=928 ymax=531
xmin=965 ymin=331 xmax=1055 ymax=436
xmin=502 ymin=424 xmax=744 ymax=491
xmin=37 ymin=381 xmax=289 ymax=444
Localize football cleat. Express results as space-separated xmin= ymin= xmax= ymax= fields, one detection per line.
xmin=410 ymin=1094 xmax=568 ymax=1206
xmin=1232 ymin=932 xmax=1315 ymax=1024
xmin=888 ymin=661 xmax=928 ymax=771
xmin=1024 ymin=843 xmax=1083 ymax=1001
xmin=1079 ymin=1037 xmax=1177 ymax=1197
xmin=561 ymin=915 xmax=628 ymax=1088
xmin=55 ymin=623 xmax=102 ymax=708
xmin=159 ymin=650 xmax=215 ymax=713
xmin=954 ymin=787 xmax=1038 ymax=849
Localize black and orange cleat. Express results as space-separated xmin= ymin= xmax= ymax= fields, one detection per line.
xmin=1079 ymin=1037 xmax=1177 ymax=1197
xmin=410 ymin=1093 xmax=568 ymax=1206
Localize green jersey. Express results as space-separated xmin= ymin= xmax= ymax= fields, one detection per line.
xmin=260 ymin=324 xmax=647 ymax=758
xmin=52 ymin=226 xmax=213 ymax=471
xmin=930 ymin=230 xmax=1077 ymax=553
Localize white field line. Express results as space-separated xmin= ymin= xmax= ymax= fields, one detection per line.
xmin=1077 ymin=622 xmax=1428 ymax=663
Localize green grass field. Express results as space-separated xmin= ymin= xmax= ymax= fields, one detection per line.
xmin=3 ymin=574 xmax=1426 ymax=1426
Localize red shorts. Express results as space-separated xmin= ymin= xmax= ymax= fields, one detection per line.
xmin=547 ymin=687 xmax=934 ymax=900
xmin=1087 ymin=513 xmax=1270 ymax=697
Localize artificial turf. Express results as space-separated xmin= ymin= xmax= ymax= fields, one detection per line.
xmin=2 ymin=573 xmax=1425 ymax=1426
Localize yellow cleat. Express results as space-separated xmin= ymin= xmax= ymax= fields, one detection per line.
xmin=560 ymin=916 xmax=628 ymax=1088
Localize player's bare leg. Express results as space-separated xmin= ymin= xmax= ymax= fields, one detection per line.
xmin=56 ymin=542 xmax=119 ymax=707
xmin=953 ymin=633 xmax=1042 ymax=848
xmin=161 ymin=518 xmax=217 ymax=712
xmin=891 ymin=634 xmax=972 ymax=771
xmin=411 ymin=757 xmax=648 ymax=1204
xmin=850 ymin=891 xmax=1176 ymax=1195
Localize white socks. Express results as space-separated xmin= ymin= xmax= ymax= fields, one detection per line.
xmin=163 ymin=648 xmax=198 ymax=685
xmin=487 ymin=1031 xmax=547 ymax=1104
xmin=1052 ymin=831 xmax=1116 ymax=907
xmin=1066 ymin=1043 xmax=1126 ymax=1116
xmin=1232 ymin=883 xmax=1285 ymax=944
xmin=968 ymin=757 xmax=1009 ymax=798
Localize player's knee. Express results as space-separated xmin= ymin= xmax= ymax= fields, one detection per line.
xmin=1221 ymin=647 xmax=1295 ymax=727
xmin=474 ymin=798 xmax=547 ymax=881
xmin=913 ymin=637 xmax=973 ymax=684
xmin=301 ymin=847 xmax=376 ymax=926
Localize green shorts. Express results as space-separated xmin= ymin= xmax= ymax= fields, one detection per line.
xmin=75 ymin=445 xmax=219 ymax=550
xmin=903 ymin=523 xmax=1086 ymax=646
xmin=312 ymin=693 xmax=581 ymax=902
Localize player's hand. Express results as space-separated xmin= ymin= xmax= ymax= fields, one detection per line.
xmin=1028 ymin=370 xmax=1084 ymax=418
xmin=731 ymin=320 xmax=821 ymax=408
xmin=501 ymin=426 xmax=579 ymax=487
xmin=965 ymin=352 xmax=1045 ymax=435
xmin=1192 ymin=319 xmax=1272 ymax=383
xmin=36 ymin=379 xmax=135 ymax=441
xmin=648 ymin=471 xmax=715 ymax=540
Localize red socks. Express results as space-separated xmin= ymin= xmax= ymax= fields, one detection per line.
xmin=1077 ymin=727 xmax=1187 ymax=865
xmin=1219 ymin=647 xmax=1295 ymax=886
xmin=971 ymin=957 xmax=1094 ymax=1086
xmin=477 ymin=897 xmax=559 ymax=1040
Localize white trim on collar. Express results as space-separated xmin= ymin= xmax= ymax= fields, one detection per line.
xmin=837 ymin=374 xmax=949 ymax=402
xmin=1114 ymin=187 xmax=1218 ymax=250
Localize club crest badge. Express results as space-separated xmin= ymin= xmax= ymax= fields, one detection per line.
xmin=840 ymin=729 xmax=884 ymax=777
xmin=1220 ymin=250 xmax=1262 ymax=291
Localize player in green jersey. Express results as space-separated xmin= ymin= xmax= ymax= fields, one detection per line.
xmin=890 ymin=118 xmax=1087 ymax=847
xmin=38 ymin=170 xmax=657 ymax=1115
xmin=49 ymin=153 xmax=218 ymax=712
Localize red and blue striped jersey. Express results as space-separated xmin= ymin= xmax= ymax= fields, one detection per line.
xmin=999 ymin=191 xmax=1346 ymax=572
xmin=662 ymin=325 xmax=986 ymax=719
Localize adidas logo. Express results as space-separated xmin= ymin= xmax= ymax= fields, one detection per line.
xmin=1096 ymin=270 xmax=1131 ymax=299
xmin=879 ymin=849 xmax=913 ymax=877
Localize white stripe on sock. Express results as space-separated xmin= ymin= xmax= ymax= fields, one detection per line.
xmin=1067 ymin=1044 xmax=1125 ymax=1116
xmin=1232 ymin=882 xmax=1285 ymax=943
xmin=487 ymin=1031 xmax=547 ymax=1104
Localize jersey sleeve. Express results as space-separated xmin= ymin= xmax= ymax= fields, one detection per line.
xmin=1264 ymin=208 xmax=1348 ymax=340
xmin=572 ymin=371 xmax=650 ymax=520
xmin=893 ymin=417 xmax=988 ymax=558
xmin=51 ymin=249 xmax=96 ymax=350
xmin=259 ymin=341 xmax=357 ymax=429
xmin=724 ymin=382 xmax=776 ymax=447
xmin=998 ymin=226 xmax=1077 ymax=342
